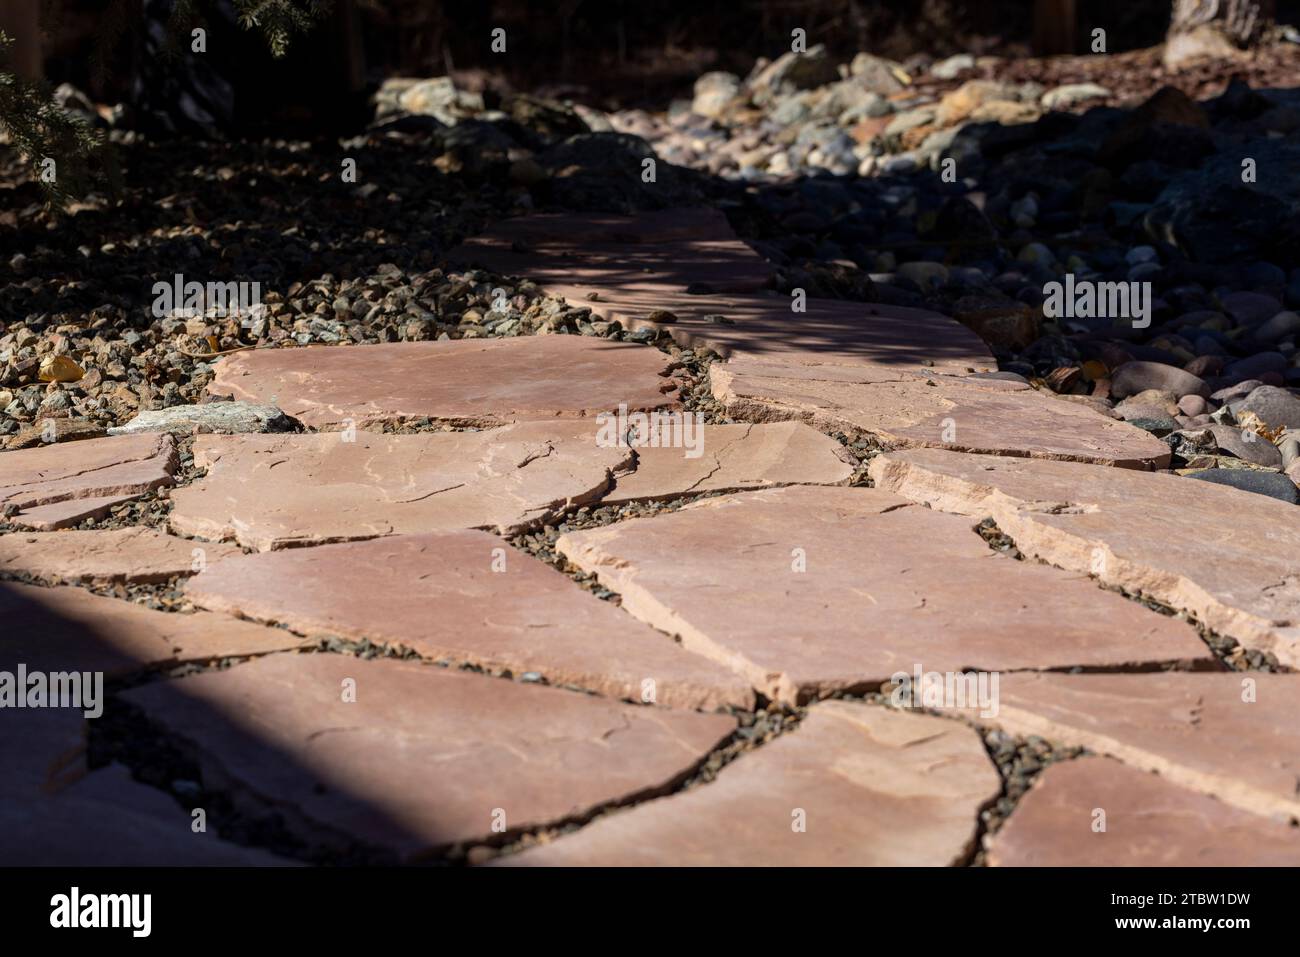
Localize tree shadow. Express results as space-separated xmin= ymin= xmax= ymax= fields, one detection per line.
xmin=0 ymin=579 xmax=427 ymax=865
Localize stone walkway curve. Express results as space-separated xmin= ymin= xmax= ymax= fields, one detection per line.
xmin=2 ymin=205 xmax=1298 ymax=866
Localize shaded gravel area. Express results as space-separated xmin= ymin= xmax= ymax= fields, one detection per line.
xmin=613 ymin=39 xmax=1300 ymax=501
xmin=0 ymin=111 xmax=703 ymax=445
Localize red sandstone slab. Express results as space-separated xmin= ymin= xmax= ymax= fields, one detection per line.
xmin=453 ymin=236 xmax=773 ymax=294
xmin=0 ymin=763 xmax=295 ymax=866
xmin=0 ymin=686 xmax=253 ymax=863
xmin=451 ymin=209 xmax=741 ymax=248
xmin=943 ymin=672 xmax=1300 ymax=821
xmin=713 ymin=358 xmax=1171 ymax=468
xmin=605 ymin=421 xmax=854 ymax=504
xmin=0 ymin=706 xmax=87 ymax=799
xmin=556 ymin=486 xmax=1212 ymax=705
xmin=986 ymin=757 xmax=1300 ymax=867
xmin=549 ymin=284 xmax=994 ymax=375
xmin=8 ymin=495 xmax=142 ymax=531
xmin=869 ymin=448 xmax=1300 ymax=667
xmin=452 ymin=210 xmax=991 ymax=374
xmin=207 ymin=337 xmax=679 ymax=430
xmin=185 ymin=530 xmax=754 ymax=710
xmin=496 ymin=701 xmax=1000 ymax=867
xmin=0 ymin=434 xmax=177 ymax=529
xmin=169 ymin=424 xmax=633 ymax=551
xmin=0 ymin=527 xmax=240 ymax=583
xmin=121 ymin=654 xmax=737 ymax=860
xmin=0 ymin=581 xmax=307 ymax=677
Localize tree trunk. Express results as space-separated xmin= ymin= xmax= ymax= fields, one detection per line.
xmin=1165 ymin=0 xmax=1274 ymax=68
xmin=1168 ymin=0 xmax=1274 ymax=45
xmin=0 ymin=0 xmax=42 ymax=81
xmin=1033 ymin=0 xmax=1078 ymax=56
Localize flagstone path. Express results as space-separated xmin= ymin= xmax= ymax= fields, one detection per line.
xmin=3 ymin=206 xmax=1297 ymax=866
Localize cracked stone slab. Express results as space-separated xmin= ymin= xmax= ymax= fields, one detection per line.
xmin=0 ymin=580 xmax=308 ymax=677
xmin=712 ymin=358 xmax=1171 ymax=469
xmin=4 ymin=496 xmax=138 ymax=531
xmin=0 ymin=433 xmax=178 ymax=529
xmin=207 ymin=337 xmax=679 ymax=430
xmin=942 ymin=672 xmax=1300 ymax=822
xmin=986 ymin=757 xmax=1300 ymax=867
xmin=0 ymin=763 xmax=295 ymax=866
xmin=0 ymin=527 xmax=241 ymax=584
xmin=169 ymin=423 xmax=633 ymax=551
xmin=604 ymin=421 xmax=855 ymax=504
xmin=496 ymin=701 xmax=1000 ymax=866
xmin=556 ymin=486 xmax=1212 ymax=705
xmin=185 ymin=530 xmax=754 ymax=711
xmin=546 ymin=284 xmax=995 ymax=375
xmin=869 ymin=448 xmax=1300 ymax=667
xmin=121 ymin=653 xmax=737 ymax=860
